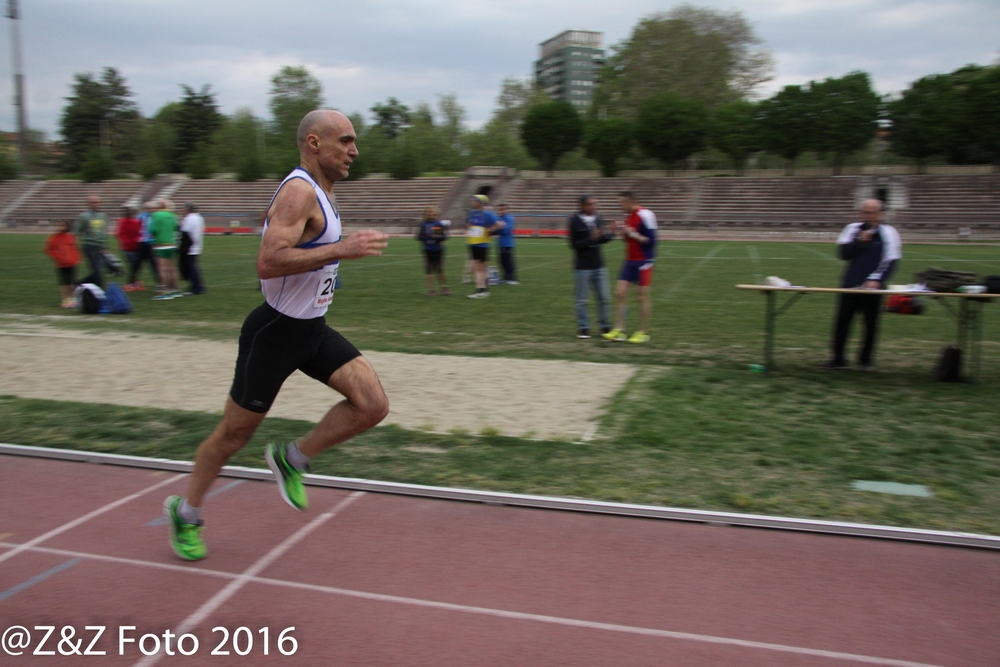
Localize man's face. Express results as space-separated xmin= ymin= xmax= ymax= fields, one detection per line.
xmin=471 ymin=198 xmax=482 ymax=210
xmin=581 ymin=198 xmax=597 ymax=215
xmin=315 ymin=114 xmax=359 ymax=183
xmin=861 ymin=203 xmax=882 ymax=226
xmin=88 ymin=196 xmax=101 ymax=212
xmin=497 ymin=205 xmax=507 ymax=215
xmin=619 ymin=197 xmax=633 ymax=214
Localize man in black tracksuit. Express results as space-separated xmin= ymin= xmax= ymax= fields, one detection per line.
xmin=568 ymin=195 xmax=614 ymax=338
xmin=825 ymin=199 xmax=903 ymax=371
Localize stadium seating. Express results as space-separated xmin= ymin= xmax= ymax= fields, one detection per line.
xmin=1 ymin=172 xmax=996 ymax=238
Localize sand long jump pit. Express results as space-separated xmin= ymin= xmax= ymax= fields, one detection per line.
xmin=0 ymin=326 xmax=634 ymax=440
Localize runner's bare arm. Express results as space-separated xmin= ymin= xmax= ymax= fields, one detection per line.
xmin=256 ymin=180 xmax=389 ymax=280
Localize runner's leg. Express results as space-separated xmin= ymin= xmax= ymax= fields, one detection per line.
xmin=297 ymin=356 xmax=389 ymax=458
xmin=185 ymin=397 xmax=266 ymax=507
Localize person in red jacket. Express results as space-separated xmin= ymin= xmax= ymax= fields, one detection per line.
xmin=44 ymin=220 xmax=82 ymax=308
xmin=116 ymin=206 xmax=143 ymax=291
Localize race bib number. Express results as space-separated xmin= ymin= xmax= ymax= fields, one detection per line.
xmin=468 ymin=225 xmax=485 ymax=242
xmin=314 ymin=263 xmax=339 ymax=308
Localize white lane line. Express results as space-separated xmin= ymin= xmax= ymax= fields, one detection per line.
xmin=580 ymin=423 xmax=598 ymax=442
xmin=660 ymin=243 xmax=727 ymax=302
xmin=130 ymin=491 xmax=365 ymax=667
xmin=0 ymin=474 xmax=183 ymax=566
xmin=6 ymin=540 xmax=942 ymax=667
xmin=251 ymin=577 xmax=942 ymax=667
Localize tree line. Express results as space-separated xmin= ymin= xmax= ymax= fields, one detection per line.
xmin=2 ymin=5 xmax=997 ymax=182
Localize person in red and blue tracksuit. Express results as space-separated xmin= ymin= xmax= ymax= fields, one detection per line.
xmin=603 ymin=191 xmax=657 ymax=344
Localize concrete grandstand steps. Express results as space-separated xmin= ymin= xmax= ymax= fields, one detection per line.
xmin=169 ymin=177 xmax=459 ymax=226
xmin=0 ymin=180 xmax=45 ymax=223
xmin=5 ymin=179 xmax=147 ymax=227
xmin=502 ymin=177 xmax=696 ymax=224
xmin=895 ymin=175 xmax=1000 ymax=231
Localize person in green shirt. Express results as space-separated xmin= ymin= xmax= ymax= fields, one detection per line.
xmin=75 ymin=195 xmax=109 ymax=287
xmin=148 ymin=199 xmax=181 ymax=299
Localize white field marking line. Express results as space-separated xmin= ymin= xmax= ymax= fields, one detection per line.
xmin=660 ymin=243 xmax=727 ymax=302
xmin=3 ymin=540 xmax=943 ymax=667
xmin=517 ymin=257 xmax=569 ymax=272
xmin=0 ymin=474 xmax=183 ymax=566
xmin=799 ymin=244 xmax=838 ymax=261
xmin=580 ymin=422 xmax=599 ymax=442
xmin=748 ymin=245 xmax=762 ymax=283
xmin=130 ymin=490 xmax=365 ymax=667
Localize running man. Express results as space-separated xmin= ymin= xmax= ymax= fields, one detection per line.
xmin=163 ymin=110 xmax=390 ymax=561
xmin=603 ymin=191 xmax=657 ymax=344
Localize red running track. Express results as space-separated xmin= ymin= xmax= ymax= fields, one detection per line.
xmin=1 ymin=455 xmax=998 ymax=666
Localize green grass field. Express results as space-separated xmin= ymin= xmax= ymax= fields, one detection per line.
xmin=1 ymin=232 xmax=999 ymax=533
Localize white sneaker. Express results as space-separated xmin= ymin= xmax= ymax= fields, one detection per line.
xmin=467 ymin=291 xmax=490 ymax=299
xmin=506 ymin=280 xmax=520 ymax=285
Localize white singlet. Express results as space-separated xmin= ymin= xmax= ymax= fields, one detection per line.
xmin=261 ymin=168 xmax=342 ymax=319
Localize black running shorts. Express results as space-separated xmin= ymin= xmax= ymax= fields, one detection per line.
xmin=230 ymin=302 xmax=362 ymax=413
xmin=469 ymin=245 xmax=488 ymax=262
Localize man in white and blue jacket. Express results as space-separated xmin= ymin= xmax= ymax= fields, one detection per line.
xmin=825 ymin=199 xmax=902 ymax=371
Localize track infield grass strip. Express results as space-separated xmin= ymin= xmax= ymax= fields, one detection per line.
xmin=1 ymin=382 xmax=997 ymax=536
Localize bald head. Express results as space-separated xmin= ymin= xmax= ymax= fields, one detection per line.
xmin=861 ymin=198 xmax=883 ymax=213
xmin=297 ymin=110 xmax=349 ymax=152
xmin=860 ymin=198 xmax=883 ymax=227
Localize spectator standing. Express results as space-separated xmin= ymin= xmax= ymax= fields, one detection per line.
xmin=180 ymin=203 xmax=206 ymax=295
xmin=44 ymin=220 xmax=81 ymax=308
xmin=417 ymin=205 xmax=450 ymax=295
xmin=602 ymin=191 xmax=657 ymax=344
xmin=568 ymin=195 xmax=613 ymax=338
xmin=149 ymin=199 xmax=181 ymax=300
xmin=116 ymin=206 xmax=142 ymax=291
xmin=466 ymin=194 xmax=494 ymax=298
xmin=75 ymin=195 xmax=109 ymax=287
xmin=134 ymin=201 xmax=160 ymax=290
xmin=491 ymin=203 xmax=518 ymax=284
xmin=824 ymin=199 xmax=902 ymax=371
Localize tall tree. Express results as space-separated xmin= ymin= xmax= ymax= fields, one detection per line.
xmin=710 ymin=99 xmax=761 ymax=173
xmin=175 ymin=85 xmax=222 ymax=174
xmin=808 ymin=72 xmax=880 ymax=174
xmin=269 ymin=66 xmax=324 ymax=174
xmin=370 ymin=97 xmax=412 ymax=139
xmin=634 ymin=92 xmax=707 ymax=168
xmin=212 ymin=108 xmax=266 ymax=181
xmin=583 ymin=118 xmax=634 ymax=177
xmin=888 ymin=74 xmax=953 ymax=172
xmin=521 ymin=101 xmax=583 ymax=174
xmin=58 ymin=67 xmax=140 ymax=173
xmin=758 ymin=84 xmax=815 ymax=174
xmin=593 ymin=5 xmax=773 ymax=118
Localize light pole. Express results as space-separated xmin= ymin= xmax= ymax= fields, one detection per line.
xmin=7 ymin=0 xmax=28 ymax=172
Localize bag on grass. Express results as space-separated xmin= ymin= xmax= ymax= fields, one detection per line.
xmin=934 ymin=345 xmax=962 ymax=382
xmin=885 ymin=294 xmax=925 ymax=315
xmin=74 ymin=283 xmax=106 ymax=315
xmin=104 ymin=282 xmax=133 ymax=314
xmin=915 ymin=267 xmax=977 ymax=293
xmin=983 ymin=275 xmax=1000 ymax=295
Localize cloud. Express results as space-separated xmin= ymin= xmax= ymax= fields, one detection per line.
xmin=0 ymin=0 xmax=996 ymax=138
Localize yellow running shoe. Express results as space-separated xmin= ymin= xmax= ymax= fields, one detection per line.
xmin=627 ymin=331 xmax=650 ymax=344
xmin=601 ymin=328 xmax=627 ymax=342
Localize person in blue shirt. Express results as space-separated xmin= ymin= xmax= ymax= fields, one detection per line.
xmin=466 ymin=194 xmax=495 ymax=298
xmin=491 ymin=202 xmax=518 ymax=284
xmin=416 ymin=205 xmax=450 ymax=295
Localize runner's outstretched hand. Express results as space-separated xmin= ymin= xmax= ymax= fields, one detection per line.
xmin=339 ymin=230 xmax=389 ymax=259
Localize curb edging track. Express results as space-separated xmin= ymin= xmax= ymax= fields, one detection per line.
xmin=3 ymin=442 xmax=998 ymax=551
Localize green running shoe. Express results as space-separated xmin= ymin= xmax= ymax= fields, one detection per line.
xmin=163 ymin=496 xmax=206 ymax=561
xmin=266 ymin=443 xmax=309 ymax=510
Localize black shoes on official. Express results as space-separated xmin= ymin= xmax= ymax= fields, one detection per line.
xmin=577 ymin=329 xmax=591 ymax=339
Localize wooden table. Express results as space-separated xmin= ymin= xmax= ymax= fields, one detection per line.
xmin=736 ymin=285 xmax=991 ymax=382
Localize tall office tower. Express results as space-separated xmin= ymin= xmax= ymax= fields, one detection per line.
xmin=534 ymin=30 xmax=604 ymax=109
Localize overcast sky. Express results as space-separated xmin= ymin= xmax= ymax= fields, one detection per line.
xmin=0 ymin=0 xmax=996 ymax=138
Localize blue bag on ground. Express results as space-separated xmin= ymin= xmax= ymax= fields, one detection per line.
xmin=104 ymin=282 xmax=133 ymax=314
